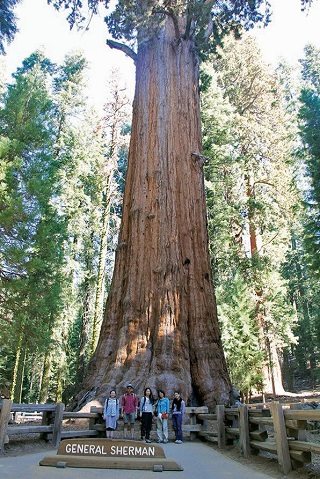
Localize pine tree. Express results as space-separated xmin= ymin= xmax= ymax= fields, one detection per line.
xmin=0 ymin=51 xmax=65 ymax=401
xmin=202 ymin=34 xmax=298 ymax=396
xmin=299 ymin=44 xmax=320 ymax=274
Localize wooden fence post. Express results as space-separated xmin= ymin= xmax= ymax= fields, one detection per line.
xmin=239 ymin=405 xmax=250 ymax=457
xmin=216 ymin=405 xmax=226 ymax=448
xmin=271 ymin=401 xmax=292 ymax=475
xmin=52 ymin=403 xmax=65 ymax=448
xmin=289 ymin=403 xmax=307 ymax=441
xmin=40 ymin=408 xmax=53 ymax=441
xmin=90 ymin=406 xmax=104 ymax=437
xmin=0 ymin=399 xmax=12 ymax=454
xmin=189 ymin=407 xmax=197 ymax=441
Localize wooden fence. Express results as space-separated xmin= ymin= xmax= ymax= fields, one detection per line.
xmin=0 ymin=400 xmax=207 ymax=455
xmin=197 ymin=401 xmax=320 ymax=474
xmin=1 ymin=398 xmax=320 ymax=474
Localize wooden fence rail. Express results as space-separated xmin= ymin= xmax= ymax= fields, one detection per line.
xmin=196 ymin=400 xmax=320 ymax=475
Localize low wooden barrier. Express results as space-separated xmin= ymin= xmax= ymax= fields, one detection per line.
xmin=0 ymin=400 xmax=207 ymax=455
xmin=2 ymin=397 xmax=320 ymax=474
xmin=196 ymin=401 xmax=320 ymax=475
xmin=0 ymin=400 xmax=101 ymax=453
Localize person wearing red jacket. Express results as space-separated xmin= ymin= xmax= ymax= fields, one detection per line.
xmin=121 ymin=383 xmax=139 ymax=439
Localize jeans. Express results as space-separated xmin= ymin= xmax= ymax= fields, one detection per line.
xmin=156 ymin=416 xmax=168 ymax=441
xmin=172 ymin=413 xmax=183 ymax=441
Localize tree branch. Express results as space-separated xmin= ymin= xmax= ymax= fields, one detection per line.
xmin=202 ymin=0 xmax=215 ymax=42
xmin=106 ymin=40 xmax=137 ymax=64
xmin=204 ymin=17 xmax=214 ymax=42
xmin=184 ymin=4 xmax=194 ymax=39
xmin=191 ymin=152 xmax=208 ymax=166
xmin=167 ymin=7 xmax=181 ymax=41
xmin=152 ymin=5 xmax=181 ymax=41
xmin=258 ymin=231 xmax=281 ymax=254
xmin=253 ymin=180 xmax=276 ymax=189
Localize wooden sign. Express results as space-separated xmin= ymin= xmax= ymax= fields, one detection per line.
xmin=58 ymin=439 xmax=165 ymax=458
xmin=40 ymin=438 xmax=183 ymax=471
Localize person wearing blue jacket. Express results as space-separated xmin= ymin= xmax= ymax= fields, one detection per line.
xmin=155 ymin=389 xmax=170 ymax=443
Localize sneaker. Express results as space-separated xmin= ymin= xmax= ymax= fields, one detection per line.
xmin=175 ymin=440 xmax=182 ymax=444
xmin=163 ymin=439 xmax=168 ymax=443
xmin=145 ymin=439 xmax=152 ymax=443
xmin=157 ymin=440 xmax=163 ymax=443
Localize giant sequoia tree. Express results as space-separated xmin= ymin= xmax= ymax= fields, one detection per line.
xmin=47 ymin=0 xmax=312 ymax=409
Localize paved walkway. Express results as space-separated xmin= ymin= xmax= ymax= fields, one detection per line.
xmin=0 ymin=442 xmax=275 ymax=479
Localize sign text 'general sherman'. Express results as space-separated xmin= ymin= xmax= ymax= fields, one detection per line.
xmin=58 ymin=439 xmax=166 ymax=458
xmin=65 ymin=443 xmax=155 ymax=457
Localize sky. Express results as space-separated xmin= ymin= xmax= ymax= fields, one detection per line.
xmin=2 ymin=0 xmax=320 ymax=109
xmin=3 ymin=0 xmax=135 ymax=108
xmin=254 ymin=0 xmax=320 ymax=65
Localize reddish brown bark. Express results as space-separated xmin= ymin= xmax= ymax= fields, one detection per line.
xmin=80 ymin=19 xmax=231 ymax=410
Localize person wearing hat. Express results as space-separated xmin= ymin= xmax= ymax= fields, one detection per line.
xmin=121 ymin=384 xmax=139 ymax=439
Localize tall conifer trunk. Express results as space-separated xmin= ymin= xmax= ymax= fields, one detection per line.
xmin=81 ymin=18 xmax=230 ymax=409
xmin=246 ymin=175 xmax=285 ymax=396
xmin=39 ymin=350 xmax=51 ymax=403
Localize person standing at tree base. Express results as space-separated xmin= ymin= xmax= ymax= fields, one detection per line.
xmin=171 ymin=391 xmax=185 ymax=444
xmin=139 ymin=387 xmax=154 ymax=443
xmin=155 ymin=389 xmax=170 ymax=443
xmin=121 ymin=384 xmax=139 ymax=439
xmin=103 ymin=389 xmax=119 ymax=438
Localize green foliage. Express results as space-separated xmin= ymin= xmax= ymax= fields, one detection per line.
xmin=277 ymin=43 xmax=320 ymax=387
xmin=282 ymin=232 xmax=320 ymax=383
xmin=217 ymin=274 xmax=264 ymax=396
xmin=202 ymin=34 xmax=298 ymax=393
xmin=299 ymin=45 xmax=320 ymax=274
xmin=0 ymin=49 xmax=112 ymax=402
xmin=0 ymin=52 xmax=130 ymax=401
xmin=0 ymin=0 xmax=22 ymax=55
xmin=0 ymin=52 xmax=65 ymax=397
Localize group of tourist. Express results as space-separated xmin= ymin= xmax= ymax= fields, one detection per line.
xmin=103 ymin=383 xmax=185 ymax=444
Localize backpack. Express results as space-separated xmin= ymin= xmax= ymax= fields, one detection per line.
xmin=123 ymin=393 xmax=137 ymax=406
xmin=105 ymin=397 xmax=118 ymax=412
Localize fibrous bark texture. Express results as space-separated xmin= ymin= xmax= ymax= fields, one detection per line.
xmin=81 ymin=19 xmax=231 ymax=410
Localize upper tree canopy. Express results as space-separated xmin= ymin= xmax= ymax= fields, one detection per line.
xmin=50 ymin=0 xmax=273 ymax=55
xmin=47 ymin=1 xmax=320 ymax=62
xmin=0 ymin=1 xmax=315 ymax=59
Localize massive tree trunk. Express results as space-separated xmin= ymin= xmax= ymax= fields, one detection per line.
xmin=80 ymin=18 xmax=231 ymax=410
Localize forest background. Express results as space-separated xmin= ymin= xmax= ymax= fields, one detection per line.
xmin=1 ymin=0 xmax=320 ymax=405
